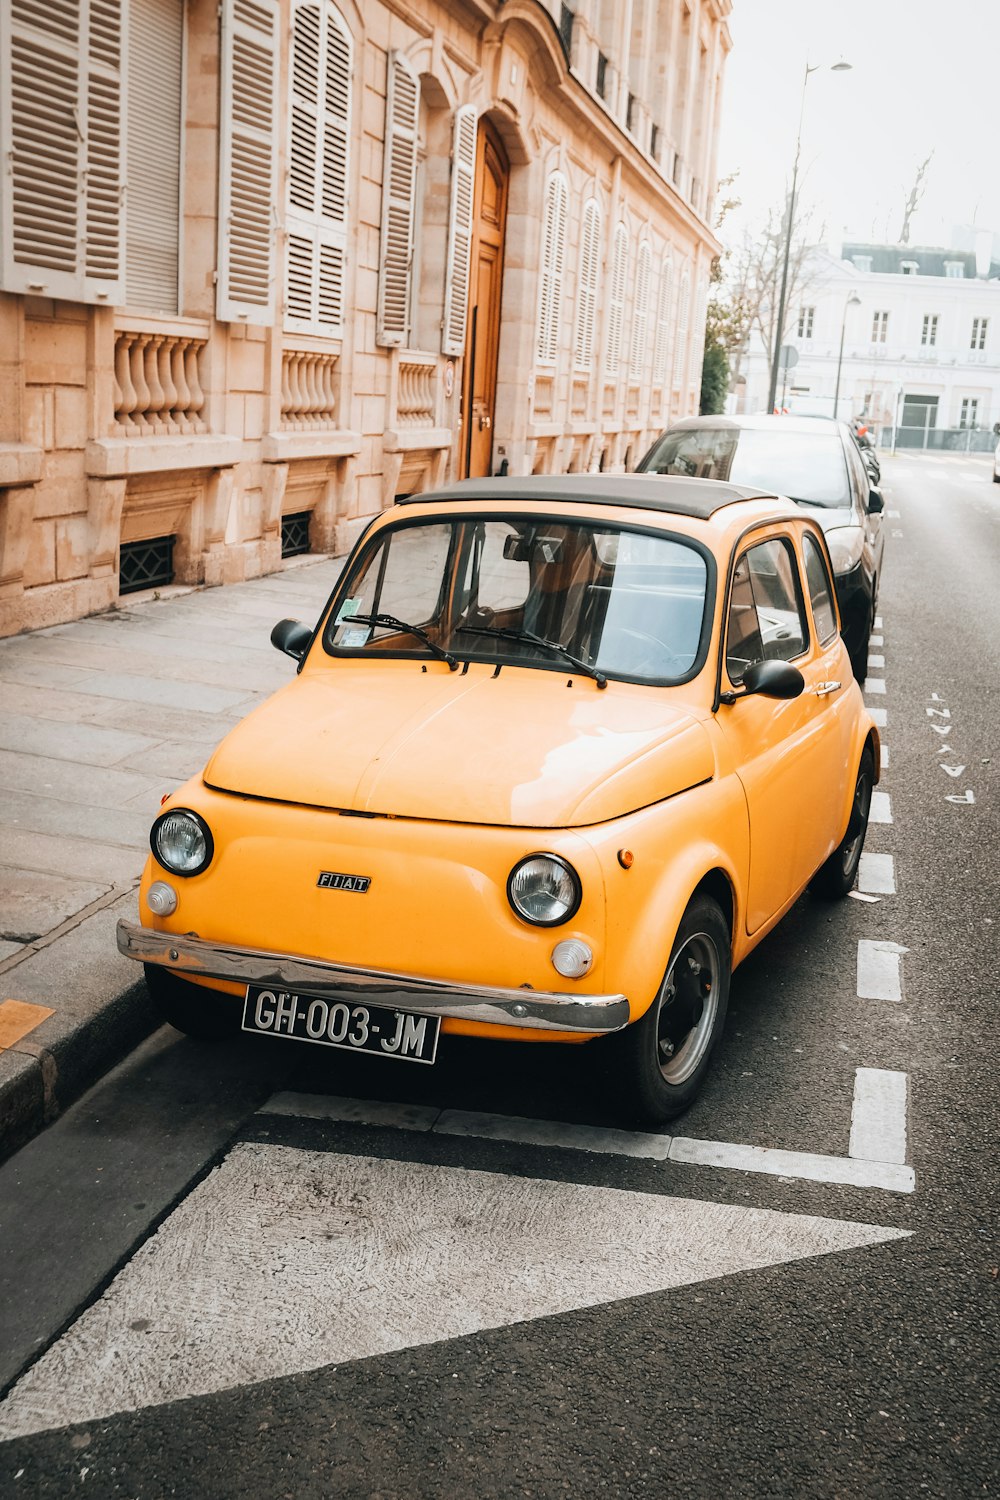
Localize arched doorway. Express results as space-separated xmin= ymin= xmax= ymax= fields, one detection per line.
xmin=460 ymin=118 xmax=509 ymax=478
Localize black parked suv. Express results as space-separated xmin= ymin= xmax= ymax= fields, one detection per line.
xmin=637 ymin=414 xmax=885 ymax=681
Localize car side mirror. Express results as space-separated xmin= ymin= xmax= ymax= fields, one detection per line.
xmin=271 ymin=618 xmax=312 ymax=661
xmin=739 ymin=659 xmax=805 ymax=700
xmin=867 ymin=488 xmax=884 ymax=514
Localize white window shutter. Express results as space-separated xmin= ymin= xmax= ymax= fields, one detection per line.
xmin=284 ymin=0 xmax=350 ymax=335
xmin=673 ymin=263 xmax=691 ymax=387
xmin=535 ymin=171 xmax=567 ymax=366
xmin=217 ymin=0 xmax=279 ymax=323
xmin=441 ymin=105 xmax=476 ymax=357
xmin=573 ymin=197 xmax=600 ymax=371
xmin=1 ymin=0 xmax=124 ymax=303
xmin=126 ymin=0 xmax=183 ymax=313
xmin=653 ymin=254 xmax=673 ymax=384
xmin=605 ymin=221 xmax=628 ymax=376
xmin=376 ymin=52 xmax=419 ymax=348
xmin=629 ymin=240 xmax=652 ymax=373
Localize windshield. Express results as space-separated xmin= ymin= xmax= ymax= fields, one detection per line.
xmin=642 ymin=427 xmax=851 ymax=507
xmin=324 ymin=516 xmax=710 ymax=685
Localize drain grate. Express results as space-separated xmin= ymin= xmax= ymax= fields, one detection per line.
xmin=282 ymin=511 xmax=311 ymax=558
xmin=119 ymin=535 xmax=175 ymax=595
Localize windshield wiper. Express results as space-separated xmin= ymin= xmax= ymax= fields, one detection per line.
xmin=461 ymin=623 xmax=607 ymax=688
xmin=350 ymin=612 xmax=458 ymax=670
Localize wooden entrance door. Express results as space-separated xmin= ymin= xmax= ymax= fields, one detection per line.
xmin=460 ymin=120 xmax=509 ymax=479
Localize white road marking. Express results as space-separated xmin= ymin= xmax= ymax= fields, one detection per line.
xmin=869 ymin=654 xmax=885 ymax=669
xmin=858 ymin=852 xmax=896 ymax=895
xmin=849 ymin=1069 xmax=908 ymax=1165
xmin=436 ymin=1109 xmax=671 ymax=1159
xmin=870 ymin=634 xmax=883 ymax=646
xmin=869 ymin=790 xmax=892 ymax=823
xmin=881 ymin=744 xmax=889 ymax=770
xmin=0 ymin=1144 xmax=910 ymax=1440
xmin=865 ymin=678 xmax=887 ymax=695
xmin=869 ymin=706 xmax=887 ymax=727
xmin=887 ymin=509 xmax=901 ymax=518
xmin=857 ymin=939 xmax=908 ymax=1002
xmin=264 ymin=1092 xmax=441 ymax=1131
xmin=668 ymin=1139 xmax=913 ymax=1195
xmin=874 ymin=615 xmax=883 ymax=629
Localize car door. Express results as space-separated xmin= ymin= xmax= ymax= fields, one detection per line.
xmin=717 ymin=527 xmax=853 ymax=934
xmin=845 ymin=435 xmax=883 ymax=583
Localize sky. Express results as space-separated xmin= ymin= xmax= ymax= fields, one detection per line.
xmin=715 ymin=0 xmax=1000 ymax=257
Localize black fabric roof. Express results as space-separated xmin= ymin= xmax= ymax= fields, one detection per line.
xmin=399 ymin=473 xmax=777 ymax=520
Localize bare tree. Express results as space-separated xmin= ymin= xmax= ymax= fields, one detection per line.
xmin=898 ymin=153 xmax=933 ymax=245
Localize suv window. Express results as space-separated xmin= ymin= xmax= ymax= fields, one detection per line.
xmin=802 ymin=534 xmax=838 ymax=644
xmin=726 ymin=538 xmax=808 ymax=682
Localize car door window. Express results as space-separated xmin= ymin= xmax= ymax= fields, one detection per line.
xmin=726 ymin=538 xmax=808 ymax=682
xmin=802 ymin=534 xmax=839 ymax=644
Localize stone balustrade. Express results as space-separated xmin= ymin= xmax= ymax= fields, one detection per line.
xmin=395 ymin=355 xmax=437 ymax=426
xmin=281 ymin=350 xmax=339 ymax=429
xmin=113 ymin=330 xmax=208 ymax=436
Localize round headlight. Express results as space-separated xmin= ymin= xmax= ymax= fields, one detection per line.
xmin=151 ymin=809 xmax=213 ymax=876
xmin=507 ymin=854 xmax=581 ymax=926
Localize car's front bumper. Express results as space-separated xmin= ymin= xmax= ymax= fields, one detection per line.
xmin=117 ymin=920 xmax=630 ymax=1034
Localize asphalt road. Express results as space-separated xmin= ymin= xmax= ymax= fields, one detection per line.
xmin=0 ymin=452 xmax=996 ymax=1498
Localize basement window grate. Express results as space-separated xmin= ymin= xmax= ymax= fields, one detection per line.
xmin=282 ymin=511 xmax=311 ymax=558
xmin=119 ymin=535 xmax=175 ymax=595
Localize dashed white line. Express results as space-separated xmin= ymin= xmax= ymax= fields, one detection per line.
xmin=858 ymin=852 xmax=896 ymax=895
xmin=869 ymin=654 xmax=885 ymax=669
xmin=870 ymin=790 xmax=892 ymax=823
xmin=870 ymin=635 xmax=884 ymax=647
xmin=865 ymin=678 xmax=887 ymax=695
xmin=849 ymin=1069 xmax=909 ymax=1166
xmin=869 ymin=706 xmax=887 ymax=728
xmin=857 ymin=939 xmax=907 ymax=1002
xmin=881 ymin=744 xmax=889 ymax=770
xmin=669 ymin=1137 xmax=913 ymax=1194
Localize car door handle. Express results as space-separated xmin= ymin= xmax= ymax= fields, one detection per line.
xmin=814 ymin=680 xmax=842 ymax=696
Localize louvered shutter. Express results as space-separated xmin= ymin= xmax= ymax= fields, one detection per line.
xmin=535 ymin=172 xmax=567 ymax=366
xmin=376 ymin=53 xmax=418 ymax=347
xmin=605 ymin=221 xmax=628 ymax=376
xmin=441 ymin=105 xmax=476 ymax=357
xmin=673 ymin=263 xmax=691 ymax=387
xmin=1 ymin=0 xmax=124 ymax=303
xmin=284 ymin=0 xmax=350 ymax=335
xmin=629 ymin=240 xmax=652 ymax=373
xmin=126 ymin=0 xmax=182 ymax=312
xmin=573 ymin=197 xmax=600 ymax=371
xmin=653 ymin=254 xmax=672 ymax=384
xmin=217 ymin=0 xmax=279 ymax=323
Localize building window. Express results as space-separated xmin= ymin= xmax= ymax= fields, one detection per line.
xmin=797 ymin=306 xmax=815 ymax=339
xmin=921 ymin=314 xmax=938 ymax=346
xmin=959 ymin=397 xmax=979 ymax=429
xmin=574 ymin=198 xmax=601 ymax=371
xmin=971 ymin=317 xmax=988 ymax=350
xmin=536 ymin=172 xmax=568 ymax=365
xmin=900 ymin=260 xmax=918 ymax=275
xmin=944 ymin=261 xmax=965 ymax=278
xmin=596 ymin=52 xmax=608 ymax=99
xmin=558 ymin=3 xmax=574 ymax=57
xmin=605 ymin=221 xmax=629 ymax=376
xmin=872 ymin=311 xmax=889 ymax=343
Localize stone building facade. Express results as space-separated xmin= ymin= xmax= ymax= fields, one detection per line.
xmin=0 ymin=0 xmax=731 ymax=637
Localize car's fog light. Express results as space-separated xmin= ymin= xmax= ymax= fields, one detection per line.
xmin=147 ymin=881 xmax=178 ymax=916
xmin=551 ymin=939 xmax=593 ymax=979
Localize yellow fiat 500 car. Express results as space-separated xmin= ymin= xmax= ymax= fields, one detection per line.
xmin=117 ymin=475 xmax=879 ymax=1125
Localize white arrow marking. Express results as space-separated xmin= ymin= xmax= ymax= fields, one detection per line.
xmin=940 ymin=765 xmax=966 ymax=778
xmin=930 ymin=723 xmax=951 ymax=734
xmin=857 ymin=939 xmax=908 ymax=1002
xmin=945 ymin=790 xmax=975 ymax=804
xmin=926 ymin=706 xmax=951 ymax=719
xmin=0 ymin=1146 xmax=909 ymax=1441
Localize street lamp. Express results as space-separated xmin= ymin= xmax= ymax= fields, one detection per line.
xmin=833 ymin=293 xmax=861 ymax=419
xmin=766 ymin=59 xmax=853 ymax=414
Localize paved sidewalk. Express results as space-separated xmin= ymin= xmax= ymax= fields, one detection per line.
xmin=0 ymin=556 xmax=346 ymax=1162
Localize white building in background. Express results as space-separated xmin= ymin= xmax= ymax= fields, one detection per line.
xmin=735 ymin=239 xmax=1000 ymax=448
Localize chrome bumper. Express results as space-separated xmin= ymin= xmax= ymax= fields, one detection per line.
xmin=116 ymin=920 xmax=630 ymax=1034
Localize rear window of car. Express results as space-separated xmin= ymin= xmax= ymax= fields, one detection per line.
xmin=642 ymin=427 xmax=851 ymax=508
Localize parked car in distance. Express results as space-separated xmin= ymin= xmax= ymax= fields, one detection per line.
xmin=637 ymin=414 xmax=885 ymax=681
xmin=117 ymin=475 xmax=880 ymax=1126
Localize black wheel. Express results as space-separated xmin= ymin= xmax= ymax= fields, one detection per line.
xmin=810 ymin=745 xmax=875 ymax=899
xmin=602 ymin=895 xmax=730 ymax=1127
xmin=144 ymin=964 xmax=237 ymax=1040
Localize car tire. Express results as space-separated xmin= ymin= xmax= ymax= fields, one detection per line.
xmin=810 ymin=745 xmax=875 ymax=900
xmin=144 ymin=964 xmax=236 ymax=1041
xmin=602 ymin=894 xmax=730 ymax=1127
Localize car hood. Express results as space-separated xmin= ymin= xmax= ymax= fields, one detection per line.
xmin=797 ymin=503 xmax=854 ymax=532
xmin=203 ymin=663 xmax=715 ymax=828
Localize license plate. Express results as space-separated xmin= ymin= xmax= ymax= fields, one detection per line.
xmin=242 ymin=986 xmax=440 ymax=1065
